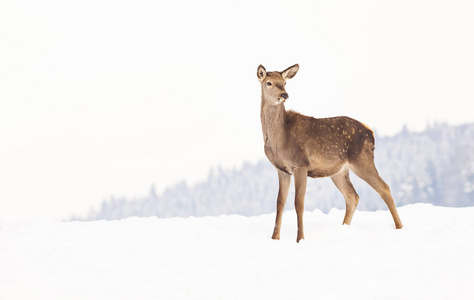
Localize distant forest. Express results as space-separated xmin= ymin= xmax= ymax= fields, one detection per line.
xmin=78 ymin=123 xmax=474 ymax=221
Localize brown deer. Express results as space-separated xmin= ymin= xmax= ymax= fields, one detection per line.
xmin=257 ymin=64 xmax=403 ymax=242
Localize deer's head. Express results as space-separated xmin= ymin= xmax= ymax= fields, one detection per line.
xmin=257 ymin=64 xmax=299 ymax=105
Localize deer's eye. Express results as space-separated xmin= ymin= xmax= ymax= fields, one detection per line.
xmin=267 ymin=82 xmax=272 ymax=86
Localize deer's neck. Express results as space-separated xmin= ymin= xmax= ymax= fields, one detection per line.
xmin=260 ymin=96 xmax=287 ymax=148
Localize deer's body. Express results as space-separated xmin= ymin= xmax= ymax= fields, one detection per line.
xmin=258 ymin=64 xmax=403 ymax=242
xmin=262 ymin=108 xmax=374 ymax=178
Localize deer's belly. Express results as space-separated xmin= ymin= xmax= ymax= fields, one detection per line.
xmin=307 ymin=168 xmax=340 ymax=178
xmin=307 ymin=157 xmax=347 ymax=178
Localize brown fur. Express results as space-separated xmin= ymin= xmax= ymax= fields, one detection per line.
xmin=257 ymin=64 xmax=403 ymax=242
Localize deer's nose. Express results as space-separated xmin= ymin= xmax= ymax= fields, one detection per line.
xmin=280 ymin=93 xmax=288 ymax=100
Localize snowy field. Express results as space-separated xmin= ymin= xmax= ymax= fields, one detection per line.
xmin=1 ymin=203 xmax=473 ymax=299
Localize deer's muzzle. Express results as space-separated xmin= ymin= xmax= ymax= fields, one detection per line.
xmin=279 ymin=93 xmax=289 ymax=102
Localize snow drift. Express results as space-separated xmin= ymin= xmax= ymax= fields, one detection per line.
xmin=2 ymin=204 xmax=474 ymax=299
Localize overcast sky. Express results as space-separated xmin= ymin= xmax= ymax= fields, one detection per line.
xmin=1 ymin=0 xmax=474 ymax=221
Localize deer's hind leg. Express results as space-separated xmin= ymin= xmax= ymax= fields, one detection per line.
xmin=331 ymin=166 xmax=359 ymax=226
xmin=349 ymin=145 xmax=403 ymax=229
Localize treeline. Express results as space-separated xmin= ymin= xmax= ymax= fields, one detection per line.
xmin=79 ymin=123 xmax=474 ymax=220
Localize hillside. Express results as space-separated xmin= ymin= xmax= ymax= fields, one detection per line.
xmin=3 ymin=205 xmax=474 ymax=299
xmin=83 ymin=123 xmax=474 ymax=220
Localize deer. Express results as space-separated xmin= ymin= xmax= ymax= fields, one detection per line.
xmin=257 ymin=64 xmax=403 ymax=242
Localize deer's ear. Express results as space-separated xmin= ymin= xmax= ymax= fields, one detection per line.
xmin=281 ymin=64 xmax=299 ymax=80
xmin=257 ymin=65 xmax=266 ymax=81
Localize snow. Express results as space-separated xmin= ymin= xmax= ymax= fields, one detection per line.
xmin=1 ymin=204 xmax=473 ymax=299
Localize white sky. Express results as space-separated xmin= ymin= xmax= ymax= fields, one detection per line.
xmin=1 ymin=0 xmax=474 ymax=221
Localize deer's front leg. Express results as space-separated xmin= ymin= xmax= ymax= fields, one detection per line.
xmin=272 ymin=170 xmax=291 ymax=240
xmin=294 ymin=167 xmax=308 ymax=243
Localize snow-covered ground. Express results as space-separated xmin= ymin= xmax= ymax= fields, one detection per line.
xmin=1 ymin=203 xmax=473 ymax=299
